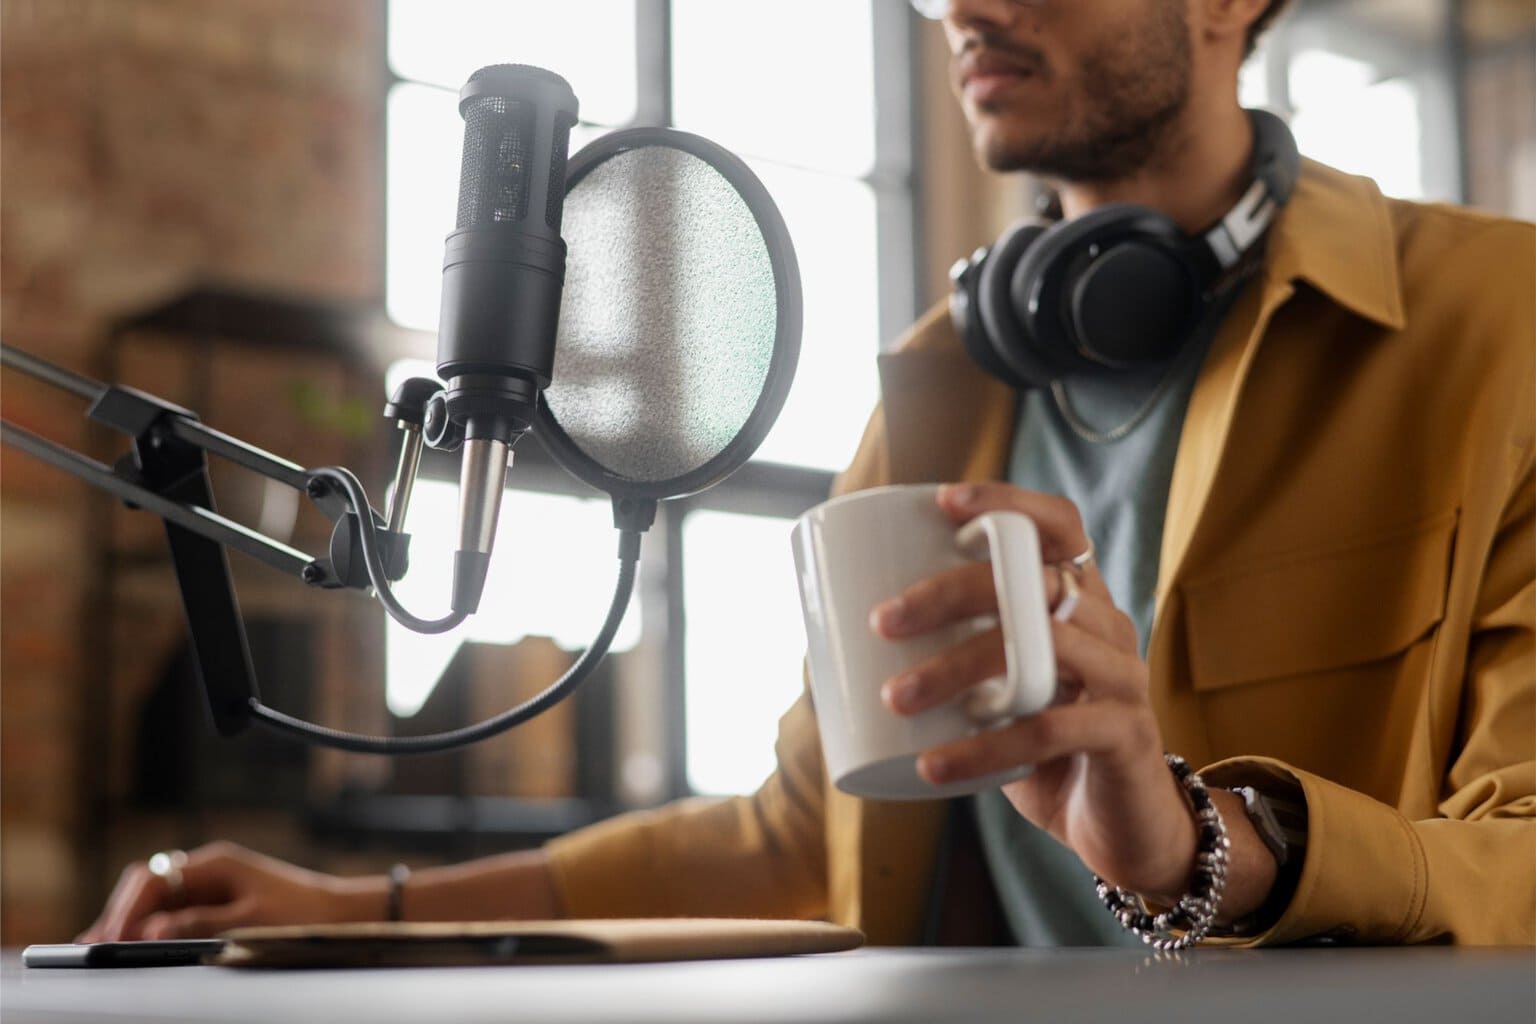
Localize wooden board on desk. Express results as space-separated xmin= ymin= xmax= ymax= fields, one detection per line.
xmin=214 ymin=918 xmax=864 ymax=968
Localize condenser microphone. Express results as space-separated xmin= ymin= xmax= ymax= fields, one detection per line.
xmin=435 ymin=64 xmax=579 ymax=613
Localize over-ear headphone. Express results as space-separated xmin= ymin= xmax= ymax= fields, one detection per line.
xmin=950 ymin=109 xmax=1300 ymax=390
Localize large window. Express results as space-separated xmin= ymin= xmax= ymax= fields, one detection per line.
xmin=385 ymin=2 xmax=914 ymax=802
xmin=1240 ymin=0 xmax=1467 ymax=202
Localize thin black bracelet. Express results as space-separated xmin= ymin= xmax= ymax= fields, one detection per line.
xmin=386 ymin=862 xmax=411 ymax=923
xmin=1094 ymin=753 xmax=1231 ymax=951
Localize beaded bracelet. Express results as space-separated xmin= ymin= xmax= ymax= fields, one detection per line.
xmin=1094 ymin=753 xmax=1231 ymax=951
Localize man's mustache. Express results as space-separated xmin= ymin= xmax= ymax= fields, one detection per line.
xmin=954 ymin=35 xmax=1051 ymax=85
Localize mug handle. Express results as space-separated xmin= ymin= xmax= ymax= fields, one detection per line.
xmin=953 ymin=511 xmax=1057 ymax=723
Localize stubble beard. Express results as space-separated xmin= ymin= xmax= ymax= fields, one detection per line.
xmin=976 ymin=5 xmax=1193 ymax=183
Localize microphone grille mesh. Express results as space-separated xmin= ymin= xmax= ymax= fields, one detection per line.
xmin=457 ymin=96 xmax=533 ymax=228
xmin=545 ymin=145 xmax=778 ymax=485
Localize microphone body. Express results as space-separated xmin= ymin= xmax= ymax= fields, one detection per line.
xmin=437 ymin=64 xmax=578 ymax=611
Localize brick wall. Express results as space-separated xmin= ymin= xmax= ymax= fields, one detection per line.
xmin=1 ymin=0 xmax=385 ymax=945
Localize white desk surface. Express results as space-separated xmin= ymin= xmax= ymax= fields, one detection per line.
xmin=4 ymin=945 xmax=1532 ymax=1023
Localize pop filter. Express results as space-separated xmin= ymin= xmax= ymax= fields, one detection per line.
xmin=536 ymin=127 xmax=801 ymax=506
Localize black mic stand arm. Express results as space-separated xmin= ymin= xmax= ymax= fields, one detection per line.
xmin=1 ymin=342 xmax=429 ymax=730
xmin=0 ymin=343 xmax=642 ymax=755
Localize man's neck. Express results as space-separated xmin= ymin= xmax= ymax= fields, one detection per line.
xmin=1050 ymin=104 xmax=1255 ymax=234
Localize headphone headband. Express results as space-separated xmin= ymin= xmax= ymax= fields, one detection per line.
xmin=1197 ymin=108 xmax=1299 ymax=274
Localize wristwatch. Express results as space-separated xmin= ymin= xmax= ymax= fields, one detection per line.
xmin=1229 ymin=785 xmax=1307 ymax=868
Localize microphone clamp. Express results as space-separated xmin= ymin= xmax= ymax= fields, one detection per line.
xmin=422 ymin=391 xmax=462 ymax=452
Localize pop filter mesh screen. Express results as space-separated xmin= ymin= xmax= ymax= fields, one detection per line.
xmin=543 ymin=146 xmax=777 ymax=484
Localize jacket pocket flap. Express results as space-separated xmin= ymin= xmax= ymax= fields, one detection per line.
xmin=1182 ymin=510 xmax=1457 ymax=690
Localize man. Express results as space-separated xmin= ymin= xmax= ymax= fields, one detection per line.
xmin=84 ymin=0 xmax=1533 ymax=946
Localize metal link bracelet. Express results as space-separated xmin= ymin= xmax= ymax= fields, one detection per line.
xmin=1094 ymin=753 xmax=1231 ymax=951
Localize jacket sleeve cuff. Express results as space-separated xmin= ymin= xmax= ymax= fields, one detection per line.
xmin=1198 ymin=756 xmax=1428 ymax=946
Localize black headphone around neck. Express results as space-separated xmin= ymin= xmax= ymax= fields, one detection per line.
xmin=949 ymin=109 xmax=1300 ymax=391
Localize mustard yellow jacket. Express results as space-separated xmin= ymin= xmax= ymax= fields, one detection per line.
xmin=547 ymin=159 xmax=1536 ymax=946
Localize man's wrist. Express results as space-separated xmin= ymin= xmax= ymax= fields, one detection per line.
xmin=1096 ymin=753 xmax=1232 ymax=950
xmin=1130 ymin=787 xmax=1279 ymax=918
xmin=1134 ymin=763 xmax=1207 ymax=906
xmin=1207 ymin=787 xmax=1281 ymax=925
xmin=329 ymin=873 xmax=395 ymax=923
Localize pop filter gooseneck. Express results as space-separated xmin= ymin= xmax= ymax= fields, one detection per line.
xmin=249 ymin=126 xmax=801 ymax=754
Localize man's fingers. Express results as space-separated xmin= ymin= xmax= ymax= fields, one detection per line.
xmin=1044 ymin=566 xmax=1138 ymax=652
xmin=882 ymin=579 xmax=1141 ymax=716
xmin=140 ymin=900 xmax=253 ymax=941
xmin=936 ymin=483 xmax=1095 ymax=565
xmin=1051 ymin=619 xmax=1148 ymax=703
xmin=80 ymin=861 xmax=167 ymax=942
xmin=869 ymin=561 xmax=996 ymax=637
xmin=882 ymin=626 xmax=1007 ymax=714
xmin=916 ymin=701 xmax=1156 ymax=784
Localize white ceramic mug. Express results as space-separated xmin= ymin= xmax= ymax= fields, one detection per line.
xmin=791 ymin=484 xmax=1057 ymax=800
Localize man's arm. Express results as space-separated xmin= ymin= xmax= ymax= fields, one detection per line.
xmin=1204 ymin=441 xmax=1536 ymax=946
xmin=544 ymin=684 xmax=830 ymax=920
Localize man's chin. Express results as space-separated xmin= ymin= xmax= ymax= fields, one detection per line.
xmin=972 ymin=129 xmax=1039 ymax=174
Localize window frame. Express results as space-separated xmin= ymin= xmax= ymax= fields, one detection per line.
xmin=1249 ymin=0 xmax=1470 ymax=203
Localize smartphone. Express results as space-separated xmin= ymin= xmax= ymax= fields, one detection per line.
xmin=22 ymin=939 xmax=225 ymax=968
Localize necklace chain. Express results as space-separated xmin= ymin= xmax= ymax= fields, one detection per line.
xmin=1049 ymin=364 xmax=1185 ymax=445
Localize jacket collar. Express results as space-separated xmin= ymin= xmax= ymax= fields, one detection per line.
xmin=1157 ymin=159 xmax=1409 ymax=569
xmin=1265 ymin=157 xmax=1407 ymax=331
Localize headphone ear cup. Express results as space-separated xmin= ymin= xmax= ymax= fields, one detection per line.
xmin=972 ymin=220 xmax=1062 ymax=390
xmin=952 ymin=247 xmax=1020 ymax=387
xmin=1012 ymin=203 xmax=1198 ymax=371
xmin=1069 ymin=239 xmax=1198 ymax=366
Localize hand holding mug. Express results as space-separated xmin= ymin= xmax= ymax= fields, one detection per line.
xmin=870 ymin=482 xmax=1220 ymax=904
xmin=793 ymin=484 xmax=1057 ymax=800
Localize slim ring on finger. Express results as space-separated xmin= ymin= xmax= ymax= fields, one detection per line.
xmin=1052 ymin=566 xmax=1082 ymax=623
xmin=1062 ymin=540 xmax=1095 ymax=576
xmin=148 ymin=849 xmax=188 ymax=904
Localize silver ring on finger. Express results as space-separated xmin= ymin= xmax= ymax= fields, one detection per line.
xmin=148 ymin=849 xmax=188 ymax=905
xmin=1062 ymin=540 xmax=1095 ymax=577
xmin=1052 ymin=566 xmax=1082 ymax=624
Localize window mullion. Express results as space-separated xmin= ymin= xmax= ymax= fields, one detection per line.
xmin=634 ymin=0 xmax=672 ymax=126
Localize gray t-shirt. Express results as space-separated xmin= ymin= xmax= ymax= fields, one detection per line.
xmin=970 ymin=302 xmax=1229 ymax=947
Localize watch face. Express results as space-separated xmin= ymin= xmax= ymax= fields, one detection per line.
xmin=1235 ymin=786 xmax=1305 ymax=868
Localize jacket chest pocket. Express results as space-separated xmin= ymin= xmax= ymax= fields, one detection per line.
xmin=1181 ymin=509 xmax=1458 ymax=690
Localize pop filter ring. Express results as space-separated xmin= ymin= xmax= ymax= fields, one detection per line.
xmin=534 ymin=126 xmax=803 ymax=504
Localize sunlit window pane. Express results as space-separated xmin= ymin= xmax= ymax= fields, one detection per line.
xmin=388 ymin=0 xmax=638 ymax=126
xmin=683 ymin=510 xmax=807 ymax=796
xmin=1289 ymin=50 xmax=1424 ymax=199
xmin=748 ymin=163 xmax=881 ymax=471
xmin=386 ymin=480 xmax=640 ymax=717
xmin=387 ymin=83 xmax=608 ymax=332
xmin=1238 ymin=54 xmax=1270 ymax=109
xmin=387 ymin=84 xmax=460 ymax=332
xmin=671 ymin=0 xmax=876 ymax=177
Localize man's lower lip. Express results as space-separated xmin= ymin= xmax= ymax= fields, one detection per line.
xmin=966 ymin=72 xmax=1033 ymax=103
